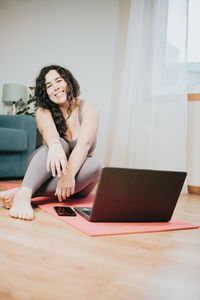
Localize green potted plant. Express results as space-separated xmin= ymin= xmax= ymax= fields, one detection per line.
xmin=16 ymin=87 xmax=37 ymax=116
xmin=16 ymin=87 xmax=42 ymax=148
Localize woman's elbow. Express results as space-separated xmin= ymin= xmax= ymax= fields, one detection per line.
xmin=77 ymin=140 xmax=92 ymax=152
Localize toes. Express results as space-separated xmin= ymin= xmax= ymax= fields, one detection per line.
xmin=17 ymin=210 xmax=26 ymax=220
xmin=25 ymin=214 xmax=34 ymax=221
xmin=0 ymin=192 xmax=5 ymax=199
xmin=9 ymin=208 xmax=18 ymax=218
xmin=5 ymin=203 xmax=11 ymax=209
xmin=0 ymin=193 xmax=13 ymax=209
xmin=24 ymin=208 xmax=34 ymax=220
xmin=4 ymin=198 xmax=11 ymax=208
xmin=18 ymin=212 xmax=23 ymax=219
xmin=23 ymin=213 xmax=29 ymax=220
xmin=9 ymin=207 xmax=34 ymax=220
xmin=0 ymin=192 xmax=6 ymax=202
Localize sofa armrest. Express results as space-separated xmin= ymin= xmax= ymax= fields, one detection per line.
xmin=0 ymin=115 xmax=35 ymax=130
xmin=0 ymin=115 xmax=37 ymax=177
xmin=0 ymin=127 xmax=27 ymax=152
xmin=0 ymin=115 xmax=37 ymax=151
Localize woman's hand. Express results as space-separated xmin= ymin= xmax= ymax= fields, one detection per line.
xmin=55 ymin=173 xmax=75 ymax=202
xmin=47 ymin=143 xmax=68 ymax=177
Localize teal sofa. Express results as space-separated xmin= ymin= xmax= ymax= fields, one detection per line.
xmin=0 ymin=115 xmax=37 ymax=178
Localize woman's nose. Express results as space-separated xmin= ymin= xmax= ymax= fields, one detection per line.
xmin=53 ymin=83 xmax=59 ymax=90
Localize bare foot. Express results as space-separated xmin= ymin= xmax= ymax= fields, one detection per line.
xmin=0 ymin=187 xmax=20 ymax=209
xmin=9 ymin=187 xmax=34 ymax=221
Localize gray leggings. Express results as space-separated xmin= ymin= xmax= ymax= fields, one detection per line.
xmin=21 ymin=138 xmax=101 ymax=198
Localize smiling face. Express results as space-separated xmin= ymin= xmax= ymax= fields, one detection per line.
xmin=45 ymin=70 xmax=68 ymax=105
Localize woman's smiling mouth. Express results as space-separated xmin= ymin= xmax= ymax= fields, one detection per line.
xmin=55 ymin=90 xmax=65 ymax=97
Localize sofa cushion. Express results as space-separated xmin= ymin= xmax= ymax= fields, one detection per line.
xmin=0 ymin=127 xmax=27 ymax=152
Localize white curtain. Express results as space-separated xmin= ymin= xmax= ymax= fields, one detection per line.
xmin=108 ymin=0 xmax=188 ymax=178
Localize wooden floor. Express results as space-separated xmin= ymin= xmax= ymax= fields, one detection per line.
xmin=0 ymin=184 xmax=199 ymax=300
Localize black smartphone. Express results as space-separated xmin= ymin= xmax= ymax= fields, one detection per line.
xmin=54 ymin=206 xmax=76 ymax=216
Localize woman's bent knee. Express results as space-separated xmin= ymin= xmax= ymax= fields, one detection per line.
xmin=26 ymin=144 xmax=48 ymax=169
xmin=80 ymin=157 xmax=102 ymax=180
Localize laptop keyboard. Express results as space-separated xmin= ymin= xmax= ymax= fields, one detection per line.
xmin=82 ymin=208 xmax=92 ymax=216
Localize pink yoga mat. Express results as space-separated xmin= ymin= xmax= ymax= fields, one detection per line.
xmin=0 ymin=182 xmax=199 ymax=236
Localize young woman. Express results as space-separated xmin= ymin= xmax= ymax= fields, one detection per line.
xmin=0 ymin=65 xmax=101 ymax=220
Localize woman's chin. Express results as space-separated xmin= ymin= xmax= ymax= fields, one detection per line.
xmin=52 ymin=97 xmax=67 ymax=105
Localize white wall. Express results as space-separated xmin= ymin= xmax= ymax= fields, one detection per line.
xmin=0 ymin=0 xmax=119 ymax=164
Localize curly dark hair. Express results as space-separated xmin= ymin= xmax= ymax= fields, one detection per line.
xmin=35 ymin=65 xmax=80 ymax=138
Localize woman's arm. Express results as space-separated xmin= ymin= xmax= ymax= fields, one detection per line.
xmin=35 ymin=108 xmax=68 ymax=177
xmin=36 ymin=108 xmax=60 ymax=146
xmin=68 ymin=101 xmax=98 ymax=175
xmin=55 ymin=101 xmax=99 ymax=201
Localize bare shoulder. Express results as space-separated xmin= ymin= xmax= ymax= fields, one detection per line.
xmin=82 ymin=100 xmax=98 ymax=116
xmin=36 ymin=107 xmax=51 ymax=115
xmin=80 ymin=100 xmax=99 ymax=133
xmin=35 ymin=107 xmax=52 ymax=119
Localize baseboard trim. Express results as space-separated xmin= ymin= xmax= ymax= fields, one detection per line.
xmin=188 ymin=94 xmax=200 ymax=101
xmin=188 ymin=185 xmax=200 ymax=195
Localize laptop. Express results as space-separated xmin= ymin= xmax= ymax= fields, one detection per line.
xmin=74 ymin=167 xmax=187 ymax=222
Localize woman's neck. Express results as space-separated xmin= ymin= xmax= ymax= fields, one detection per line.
xmin=59 ymin=97 xmax=77 ymax=118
